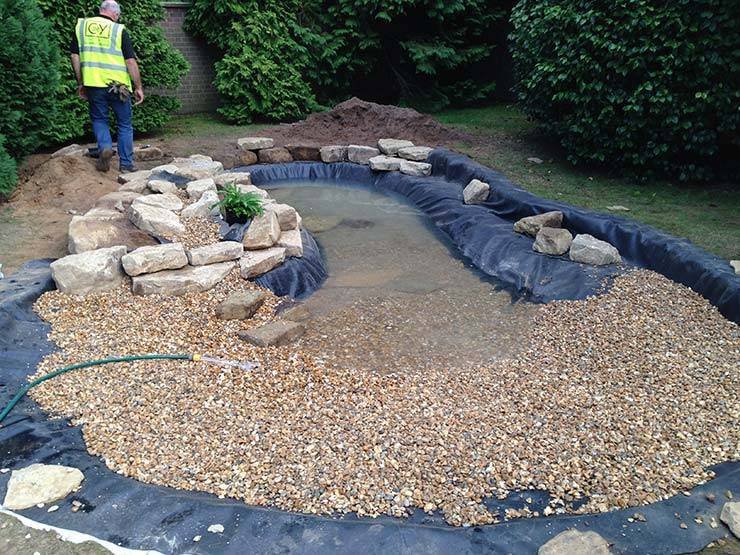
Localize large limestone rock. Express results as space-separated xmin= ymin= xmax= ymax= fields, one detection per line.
xmin=118 ymin=169 xmax=152 ymax=184
xmin=258 ymin=147 xmax=293 ymax=164
xmin=52 ymin=144 xmax=86 ymax=158
xmin=238 ymin=150 xmax=258 ymax=166
xmin=399 ymin=160 xmax=432 ymax=177
xmin=147 ymin=179 xmax=178 ymax=194
xmin=134 ymin=145 xmax=163 ymax=161
xmin=132 ymin=262 xmax=235 ymax=296
xmin=266 ymin=203 xmax=299 ymax=230
xmin=68 ymin=215 xmax=156 ymax=254
xmin=513 ymin=210 xmax=563 ymax=237
xmin=533 ymin=227 xmax=573 ymax=256
xmin=569 ymin=234 xmax=621 ymax=266
xmin=731 ymin=260 xmax=740 ymax=274
xmin=348 ymin=145 xmax=380 ymax=165
xmin=216 ymin=290 xmax=266 ymax=320
xmin=186 ymin=178 xmax=217 ymax=200
xmin=278 ymin=229 xmax=304 ymax=257
xmin=243 ymin=211 xmax=281 ymax=250
xmin=3 ymin=464 xmax=84 ymax=510
xmin=538 ymin=530 xmax=611 ymax=555
xmin=240 ymin=247 xmax=286 ymax=278
xmin=369 ymin=155 xmax=401 ymax=171
xmin=238 ymin=320 xmax=305 ymax=347
xmin=238 ymin=137 xmax=274 ymax=150
xmin=118 ymin=179 xmax=149 ymax=193
xmin=378 ymin=139 xmax=414 ymax=156
xmin=50 ymin=246 xmax=127 ymax=295
xmin=187 ymin=241 xmax=244 ymax=266
xmin=83 ymin=207 xmax=125 ymax=220
xmin=236 ymin=184 xmax=269 ymax=199
xmin=721 ymin=502 xmax=740 ymax=538
xmin=129 ymin=204 xmax=186 ymax=237
xmin=132 ymin=193 xmax=183 ymax=212
xmin=286 ymin=144 xmax=321 ymax=161
xmin=172 ymin=159 xmax=223 ymax=181
xmin=121 ymin=243 xmax=188 ymax=276
xmin=151 ymin=163 xmax=179 ymax=174
xmin=181 ymin=190 xmax=219 ymax=219
xmin=463 ymin=179 xmax=490 ymax=205
xmin=320 ymin=146 xmax=348 ymax=163
xmin=95 ymin=191 xmax=142 ymax=212
xmin=214 ymin=172 xmax=252 ymax=187
xmin=398 ymin=146 xmax=433 ymax=162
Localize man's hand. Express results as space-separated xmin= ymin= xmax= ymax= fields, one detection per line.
xmin=134 ymin=87 xmax=145 ymax=106
xmin=77 ymin=84 xmax=87 ymax=100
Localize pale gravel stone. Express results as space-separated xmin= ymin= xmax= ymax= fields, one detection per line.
xmin=239 ymin=247 xmax=286 ymax=278
xmin=320 ymin=146 xmax=348 ymax=163
xmin=368 ymin=155 xmax=401 ymax=171
xmin=348 ymin=145 xmax=380 ymax=165
xmin=463 ymin=179 xmax=490 ymax=205
xmin=121 ymin=243 xmax=188 ymax=277
xmin=378 ymin=139 xmax=414 ymax=155
xmin=132 ymin=262 xmax=235 ymax=296
xmin=118 ymin=169 xmax=152 ymax=184
xmin=50 ymin=246 xmax=127 ymax=295
xmin=513 ymin=211 xmax=563 ymax=237
xmin=238 ymin=137 xmax=274 ymax=151
xmin=538 ymin=530 xmax=611 ymax=555
xmin=147 ymin=179 xmax=178 ymax=194
xmin=3 ymin=464 xmax=84 ymax=510
xmin=569 ymin=234 xmax=621 ymax=266
xmin=214 ymin=172 xmax=252 ymax=187
xmin=398 ymin=146 xmax=433 ymax=162
xmin=129 ymin=204 xmax=186 ymax=237
xmin=243 ymin=211 xmax=281 ymax=250
xmin=187 ymin=242 xmax=244 ymax=266
xmin=132 ymin=193 xmax=184 ymax=212
xmin=181 ymin=190 xmax=220 ymax=219
xmin=266 ymin=203 xmax=299 ymax=230
xmin=399 ymin=160 xmax=432 ymax=177
xmin=533 ymin=227 xmax=573 ymax=256
xmin=186 ymin=178 xmax=217 ymax=200
xmin=277 ymin=229 xmax=304 ymax=257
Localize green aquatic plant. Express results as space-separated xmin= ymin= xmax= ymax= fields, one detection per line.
xmin=212 ymin=183 xmax=264 ymax=222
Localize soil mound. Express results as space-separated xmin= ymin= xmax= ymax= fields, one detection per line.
xmin=266 ymin=97 xmax=469 ymax=147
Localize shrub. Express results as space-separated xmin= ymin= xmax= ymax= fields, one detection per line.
xmin=0 ymin=135 xmax=18 ymax=198
xmin=212 ymin=184 xmax=264 ymax=223
xmin=510 ymin=0 xmax=740 ymax=181
xmin=0 ymin=0 xmax=60 ymax=158
xmin=36 ymin=0 xmax=189 ymax=144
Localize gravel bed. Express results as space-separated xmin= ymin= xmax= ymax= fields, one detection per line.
xmin=29 ymin=270 xmax=739 ymax=527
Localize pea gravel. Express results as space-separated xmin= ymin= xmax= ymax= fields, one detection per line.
xmin=29 ymin=269 xmax=739 ymax=526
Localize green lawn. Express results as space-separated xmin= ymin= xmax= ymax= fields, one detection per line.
xmin=435 ymin=105 xmax=739 ymax=261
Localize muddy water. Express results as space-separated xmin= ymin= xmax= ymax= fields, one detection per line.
xmin=268 ymin=183 xmax=538 ymax=374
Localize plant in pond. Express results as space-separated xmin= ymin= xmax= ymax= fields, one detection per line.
xmin=212 ymin=184 xmax=264 ymax=224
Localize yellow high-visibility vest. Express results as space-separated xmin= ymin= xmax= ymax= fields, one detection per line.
xmin=76 ymin=16 xmax=132 ymax=88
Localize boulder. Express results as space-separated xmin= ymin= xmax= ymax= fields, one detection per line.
xmin=186 ymin=178 xmax=217 ymax=200
xmin=151 ymin=163 xmax=179 ymax=174
xmin=348 ymin=145 xmax=380 ymax=165
xmin=132 ymin=193 xmax=183 ymax=212
xmin=258 ymin=147 xmax=293 ymax=164
xmin=569 ymin=234 xmax=622 ymax=266
xmin=721 ymin=502 xmax=740 ymax=538
xmin=730 ymin=260 xmax=740 ymax=274
xmin=238 ymin=137 xmax=274 ymax=151
xmin=285 ymin=144 xmax=321 ymax=161
xmin=147 ymin=179 xmax=178 ymax=194
xmin=320 ymin=146 xmax=348 ymax=163
xmin=399 ymin=160 xmax=432 ymax=176
xmin=235 ymin=184 xmax=270 ymax=199
xmin=187 ymin=241 xmax=244 ymax=266
xmin=279 ymin=302 xmax=311 ymax=322
xmin=173 ymin=154 xmax=212 ymax=163
xmin=239 ymin=247 xmax=286 ymax=278
xmin=172 ymin=160 xmax=223 ymax=181
xmin=533 ymin=227 xmax=573 ymax=256
xmin=243 ymin=211 xmax=281 ymax=250
xmin=513 ymin=210 xmax=563 ymax=237
xmin=278 ymin=229 xmax=304 ymax=257
xmin=216 ymin=290 xmax=267 ymax=320
xmin=94 ymin=191 xmax=142 ymax=212
xmin=132 ymin=262 xmax=235 ymax=296
xmin=121 ymin=243 xmax=188 ymax=276
xmin=118 ymin=169 xmax=152 ymax=184
xmin=238 ymin=150 xmax=258 ymax=166
xmin=181 ymin=190 xmax=220 ymax=219
xmin=118 ymin=179 xmax=149 ymax=193
xmin=3 ymin=464 xmax=84 ymax=510
xmin=266 ymin=203 xmax=299 ymax=230
xmin=52 ymin=144 xmax=86 ymax=158
xmin=214 ymin=172 xmax=252 ymax=187
xmin=369 ymin=155 xmax=401 ymax=171
xmin=238 ymin=320 xmax=305 ymax=347
xmin=528 ymin=157 xmax=544 ymax=164
xmin=129 ymin=204 xmax=185 ymax=236
xmin=463 ymin=179 xmax=490 ymax=205
xmin=538 ymin=530 xmax=611 ymax=555
xmin=378 ymin=138 xmax=414 ymax=155
xmin=68 ymin=215 xmax=156 ymax=254
xmin=50 ymin=246 xmax=127 ymax=295
xmin=134 ymin=146 xmax=163 ymax=161
xmin=398 ymin=146 xmax=433 ymax=162
xmin=83 ymin=207 xmax=125 ymax=220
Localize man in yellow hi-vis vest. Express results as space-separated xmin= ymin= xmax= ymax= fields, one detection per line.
xmin=70 ymin=1 xmax=144 ymax=173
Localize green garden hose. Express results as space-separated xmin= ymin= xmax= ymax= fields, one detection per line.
xmin=0 ymin=354 xmax=194 ymax=425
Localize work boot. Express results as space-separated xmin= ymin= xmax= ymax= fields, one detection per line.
xmin=119 ymin=165 xmax=139 ymax=174
xmin=96 ymin=148 xmax=114 ymax=172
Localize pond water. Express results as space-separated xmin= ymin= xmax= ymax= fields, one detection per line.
xmin=267 ymin=182 xmax=537 ymax=374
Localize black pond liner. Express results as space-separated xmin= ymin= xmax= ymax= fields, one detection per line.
xmin=1 ymin=149 xmax=738 ymax=554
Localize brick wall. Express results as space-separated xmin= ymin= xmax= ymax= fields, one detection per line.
xmin=159 ymin=1 xmax=219 ymax=114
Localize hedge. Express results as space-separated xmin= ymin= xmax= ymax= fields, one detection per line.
xmin=0 ymin=135 xmax=17 ymax=198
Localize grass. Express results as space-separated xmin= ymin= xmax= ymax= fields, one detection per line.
xmin=435 ymin=105 xmax=740 ymax=261
xmin=156 ymin=113 xmax=264 ymax=140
